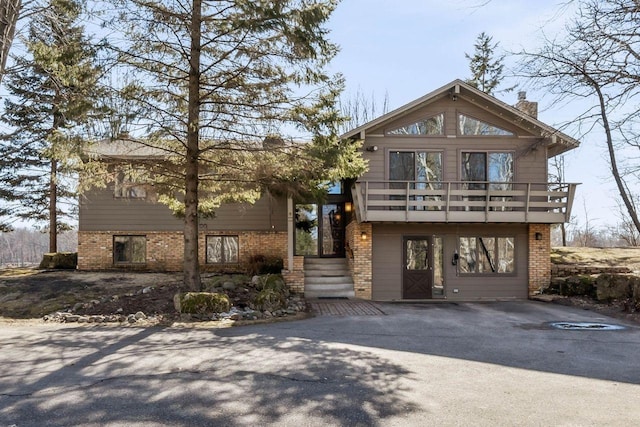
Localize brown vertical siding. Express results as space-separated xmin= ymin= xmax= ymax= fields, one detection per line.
xmin=79 ymin=186 xmax=287 ymax=232
xmin=372 ymin=223 xmax=528 ymax=300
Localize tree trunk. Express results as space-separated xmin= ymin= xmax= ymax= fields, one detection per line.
xmin=0 ymin=0 xmax=21 ymax=80
xmin=594 ymin=83 xmax=640 ymax=237
xmin=183 ymin=0 xmax=202 ymax=291
xmin=49 ymin=158 xmax=57 ymax=253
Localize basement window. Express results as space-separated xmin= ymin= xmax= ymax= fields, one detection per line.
xmin=114 ymin=235 xmax=146 ymax=264
xmin=206 ymin=235 xmax=239 ymax=264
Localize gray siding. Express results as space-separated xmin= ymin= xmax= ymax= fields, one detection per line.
xmin=79 ymin=186 xmax=287 ymax=232
xmin=372 ymin=223 xmax=528 ymax=301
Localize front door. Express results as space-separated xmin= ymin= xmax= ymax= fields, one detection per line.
xmin=320 ymin=204 xmax=345 ymax=257
xmin=403 ymin=236 xmax=433 ymax=299
xmin=295 ymin=203 xmax=345 ymax=257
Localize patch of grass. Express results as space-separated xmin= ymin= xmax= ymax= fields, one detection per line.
xmin=0 ymin=267 xmax=40 ymax=278
xmin=552 ymin=247 xmax=640 ymax=272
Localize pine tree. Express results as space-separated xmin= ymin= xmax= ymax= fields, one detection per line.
xmin=0 ymin=0 xmax=101 ymax=251
xmin=100 ymin=0 xmax=366 ymax=291
xmin=465 ymin=32 xmax=509 ymax=95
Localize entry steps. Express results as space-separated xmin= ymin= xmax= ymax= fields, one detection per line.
xmin=304 ymin=258 xmax=355 ymax=299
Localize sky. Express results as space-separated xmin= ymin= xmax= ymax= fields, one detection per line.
xmin=326 ymin=0 xmax=632 ymax=230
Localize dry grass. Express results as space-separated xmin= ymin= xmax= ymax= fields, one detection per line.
xmin=0 ymin=267 xmax=40 ymax=278
xmin=551 ymin=247 xmax=640 ymax=272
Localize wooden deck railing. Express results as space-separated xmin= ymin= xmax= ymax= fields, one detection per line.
xmin=351 ymin=181 xmax=578 ymax=223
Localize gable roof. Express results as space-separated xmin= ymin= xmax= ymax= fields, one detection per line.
xmin=85 ymin=137 xmax=168 ymax=159
xmin=341 ymin=79 xmax=580 ymax=157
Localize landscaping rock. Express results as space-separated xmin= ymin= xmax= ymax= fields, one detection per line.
xmin=560 ymin=275 xmax=596 ymax=297
xmin=222 ymin=281 xmax=237 ymax=291
xmin=38 ymin=252 xmax=78 ymax=269
xmin=596 ymin=274 xmax=638 ymax=301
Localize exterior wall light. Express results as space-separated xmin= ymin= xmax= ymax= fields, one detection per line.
xmin=365 ymin=145 xmax=378 ymax=152
xmin=535 ymin=232 xmax=543 ymax=241
xmin=344 ymin=202 xmax=352 ymax=213
xmin=361 ymin=231 xmax=368 ymax=240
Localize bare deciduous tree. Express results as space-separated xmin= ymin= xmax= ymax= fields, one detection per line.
xmin=0 ymin=0 xmax=21 ymax=79
xmin=518 ymin=0 xmax=640 ymax=239
xmin=338 ymin=89 xmax=389 ymax=134
xmin=549 ymin=154 xmax=568 ymax=246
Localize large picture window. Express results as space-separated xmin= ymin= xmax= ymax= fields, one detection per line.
xmin=114 ymin=235 xmax=146 ymax=264
xmin=386 ymin=113 xmax=444 ymax=136
xmin=461 ymin=151 xmax=513 ymax=189
xmin=206 ymin=235 xmax=239 ymax=264
xmin=458 ymin=113 xmax=513 ymax=136
xmin=390 ymin=150 xmax=443 ymax=211
xmin=458 ymin=236 xmax=515 ymax=274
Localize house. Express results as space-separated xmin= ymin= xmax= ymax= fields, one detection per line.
xmin=78 ymin=80 xmax=579 ymax=300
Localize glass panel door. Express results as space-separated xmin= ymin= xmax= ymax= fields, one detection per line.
xmin=432 ymin=237 xmax=444 ymax=297
xmin=295 ymin=204 xmax=318 ymax=256
xmin=321 ymin=204 xmax=344 ymax=257
xmin=295 ymin=203 xmax=345 ymax=257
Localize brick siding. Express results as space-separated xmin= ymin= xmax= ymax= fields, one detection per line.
xmin=528 ymin=224 xmax=551 ymax=295
xmin=282 ymin=255 xmax=305 ymax=293
xmin=78 ymin=230 xmax=287 ymax=272
xmin=346 ymin=219 xmax=372 ymax=299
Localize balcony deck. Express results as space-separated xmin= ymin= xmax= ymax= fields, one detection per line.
xmin=352 ymin=181 xmax=578 ymax=224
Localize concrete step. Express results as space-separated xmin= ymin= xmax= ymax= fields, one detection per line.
xmin=305 ymin=283 xmax=355 ymax=292
xmin=304 ymin=258 xmax=349 ymax=273
xmin=304 ymin=289 xmax=356 ymax=299
xmin=304 ymin=276 xmax=354 ymax=285
xmin=305 ymin=268 xmax=351 ymax=277
xmin=303 ymin=258 xmax=354 ymax=298
xmin=304 ymin=257 xmax=348 ymax=264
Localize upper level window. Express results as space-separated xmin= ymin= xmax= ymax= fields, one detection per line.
xmin=458 ymin=114 xmax=513 ymax=136
xmin=390 ymin=151 xmax=442 ymax=185
xmin=458 ymin=236 xmax=515 ymax=274
xmin=461 ymin=152 xmax=513 ymax=190
xmin=114 ymin=169 xmax=147 ymax=199
xmin=327 ymin=181 xmax=343 ymax=194
xmin=386 ymin=113 xmax=444 ymax=136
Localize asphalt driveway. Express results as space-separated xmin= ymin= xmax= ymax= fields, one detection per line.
xmin=1 ymin=300 xmax=639 ymax=426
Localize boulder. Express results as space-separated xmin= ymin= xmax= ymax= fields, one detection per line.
xmin=222 ymin=281 xmax=237 ymax=291
xmin=39 ymin=252 xmax=78 ymax=269
xmin=595 ymin=274 xmax=638 ymax=301
xmin=559 ymin=275 xmax=596 ymax=297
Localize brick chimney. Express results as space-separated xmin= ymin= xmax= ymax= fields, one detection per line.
xmin=515 ymin=91 xmax=538 ymax=119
